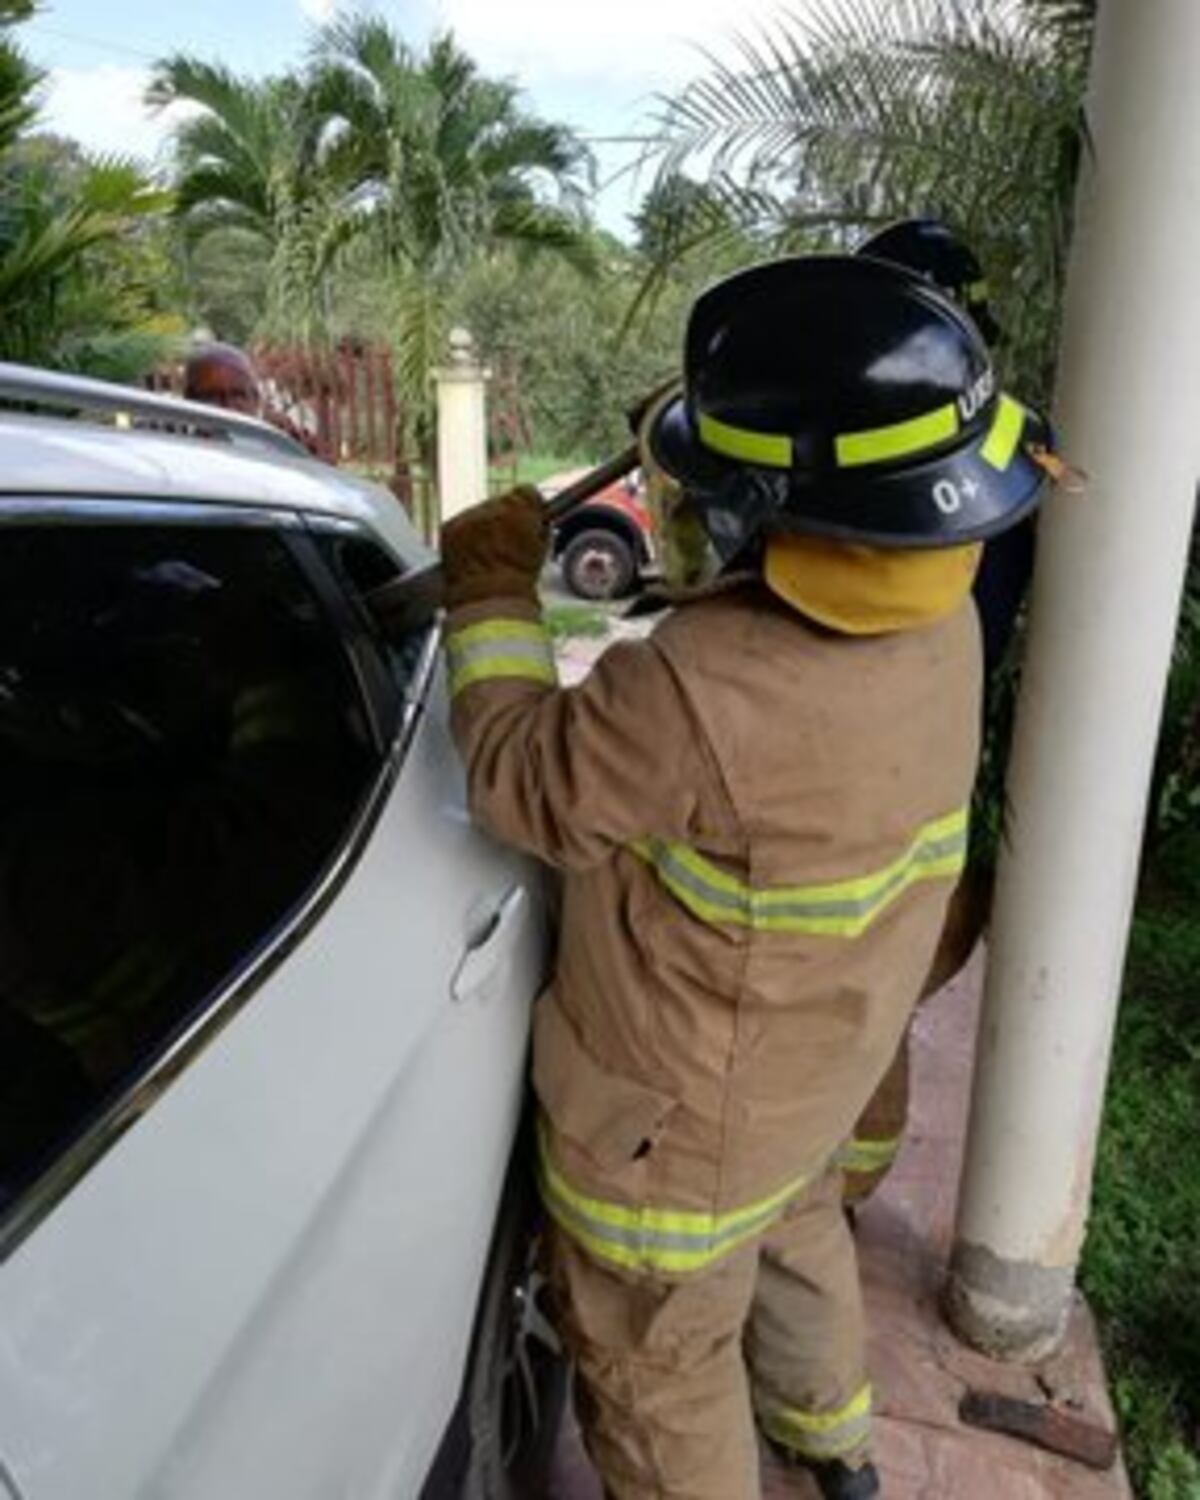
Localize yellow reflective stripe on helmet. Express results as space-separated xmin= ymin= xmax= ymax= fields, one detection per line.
xmin=698 ymin=411 xmax=793 ymax=468
xmin=835 ymin=402 xmax=960 ymax=469
xmin=631 ymin=808 xmax=968 ymax=939
xmin=759 ymin=1384 xmax=873 ymax=1462
xmin=537 ymin=1126 xmax=812 ymax=1275
xmin=980 ymin=393 xmax=1026 ymax=472
xmin=839 ymin=1135 xmax=902 ymax=1174
xmin=446 ymin=618 xmax=556 ymax=697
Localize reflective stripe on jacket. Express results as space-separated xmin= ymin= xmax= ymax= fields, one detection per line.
xmin=448 ymin=583 xmax=981 ymax=1277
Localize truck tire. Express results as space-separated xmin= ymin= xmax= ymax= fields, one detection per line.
xmin=561 ymin=527 xmax=636 ymax=601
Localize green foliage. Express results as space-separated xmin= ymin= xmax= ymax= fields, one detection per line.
xmin=179 ymin=227 xmax=270 ymax=345
xmin=0 ymin=126 xmax=183 ymax=375
xmin=453 ymin=216 xmax=754 ymax=460
xmin=1147 ymin=1444 xmax=1200 ymax=1500
xmin=1148 ymin=545 xmax=1200 ymax=840
xmin=158 ymin=13 xmax=598 ymax=445
xmin=453 ymin=246 xmax=675 ymax=458
xmin=307 ymin=18 xmax=595 ymax=435
xmin=149 ymin=58 xmax=354 ymax=340
xmin=310 ymin=20 xmax=593 ymax=277
xmin=649 ymin=0 xmax=1097 ymax=404
xmin=489 ymin=452 xmax=592 ymax=489
xmin=542 ymin=604 xmax=610 ymax=641
xmin=1081 ymin=876 xmax=1200 ymax=1496
xmin=0 ymin=1 xmax=36 ymax=157
xmin=0 ymin=6 xmax=182 ymax=377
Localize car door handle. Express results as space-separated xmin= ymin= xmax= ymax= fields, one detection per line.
xmin=452 ymin=885 xmax=528 ymax=1004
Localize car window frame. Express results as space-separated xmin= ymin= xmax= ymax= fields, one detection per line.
xmin=296 ymin=513 xmax=440 ymax=732
xmin=0 ymin=495 xmax=442 ymax=1261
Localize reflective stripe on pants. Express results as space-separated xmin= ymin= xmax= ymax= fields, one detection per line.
xmin=548 ymin=1168 xmax=870 ymax=1500
xmin=842 ymin=1030 xmax=911 ymax=1206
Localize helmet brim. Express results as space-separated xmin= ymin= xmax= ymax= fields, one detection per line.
xmin=648 ymin=392 xmax=1052 ymax=550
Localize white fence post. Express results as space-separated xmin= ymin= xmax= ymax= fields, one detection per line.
xmin=434 ymin=328 xmax=491 ymax=530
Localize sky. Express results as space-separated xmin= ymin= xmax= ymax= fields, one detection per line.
xmin=21 ymin=0 xmax=791 ymax=237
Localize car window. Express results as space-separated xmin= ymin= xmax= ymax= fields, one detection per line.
xmin=0 ymin=520 xmax=380 ymax=1217
xmin=310 ymin=529 xmax=437 ymax=699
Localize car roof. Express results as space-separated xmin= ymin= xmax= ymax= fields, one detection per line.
xmin=0 ymin=412 xmax=430 ymax=563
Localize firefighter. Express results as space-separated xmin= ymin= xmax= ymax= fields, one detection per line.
xmin=441 ymin=255 xmax=1051 ymax=1499
xmin=857 ymin=217 xmax=1000 ymax=343
xmin=842 ymin=220 xmax=1037 ymax=1207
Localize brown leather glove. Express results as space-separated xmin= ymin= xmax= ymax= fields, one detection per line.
xmin=441 ymin=486 xmax=549 ymax=611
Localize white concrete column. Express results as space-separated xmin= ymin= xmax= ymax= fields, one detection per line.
xmin=947 ymin=0 xmax=1200 ymax=1359
xmin=434 ymin=327 xmax=491 ymax=528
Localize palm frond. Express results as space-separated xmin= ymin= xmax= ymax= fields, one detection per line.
xmin=492 ymin=199 xmax=597 ymax=275
xmin=0 ymin=20 xmax=39 ymax=155
xmin=645 ymin=0 xmax=1095 ymax=400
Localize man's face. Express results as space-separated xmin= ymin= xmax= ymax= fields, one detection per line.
xmin=186 ymin=357 xmax=262 ymax=416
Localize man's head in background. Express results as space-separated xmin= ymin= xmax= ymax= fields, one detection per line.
xmin=184 ymin=343 xmax=262 ymax=417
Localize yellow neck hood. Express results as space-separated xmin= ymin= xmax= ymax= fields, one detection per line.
xmin=765 ymin=533 xmax=983 ymax=635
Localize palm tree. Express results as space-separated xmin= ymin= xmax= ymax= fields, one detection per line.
xmin=0 ymin=0 xmax=37 ymax=156
xmin=148 ymin=58 xmax=356 ymax=338
xmin=648 ymin=0 xmax=1098 ymax=400
xmin=307 ymin=17 xmax=596 ymax=410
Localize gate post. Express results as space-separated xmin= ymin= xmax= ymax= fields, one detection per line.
xmin=434 ymin=328 xmax=490 ymax=530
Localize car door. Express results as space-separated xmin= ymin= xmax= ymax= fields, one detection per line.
xmin=0 ymin=497 xmax=546 ymax=1500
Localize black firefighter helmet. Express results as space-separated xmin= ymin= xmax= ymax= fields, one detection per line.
xmin=858 ymin=218 xmax=1000 ymax=345
xmin=648 ymin=255 xmax=1050 ymax=558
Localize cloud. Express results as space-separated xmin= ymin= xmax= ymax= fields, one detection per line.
xmin=37 ymin=64 xmax=195 ymax=168
xmin=436 ymin=0 xmax=789 ymax=92
xmin=299 ymin=0 xmax=340 ymax=21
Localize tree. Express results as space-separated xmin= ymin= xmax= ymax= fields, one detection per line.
xmin=179 ymin=226 xmax=271 ymax=346
xmin=0 ymin=0 xmax=37 ymax=156
xmin=148 ymin=58 xmax=356 ymax=339
xmin=308 ymin=17 xmax=596 ymax=418
xmin=648 ymin=0 xmax=1098 ymax=401
xmin=1 ymin=143 xmax=182 ymax=377
xmin=452 ymin=215 xmax=758 ymax=461
xmin=0 ymin=10 xmax=181 ymax=376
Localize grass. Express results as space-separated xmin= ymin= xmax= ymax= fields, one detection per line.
xmin=1080 ymin=828 xmax=1200 ymax=1498
xmin=542 ymin=602 xmax=610 ymax=642
xmin=489 ymin=451 xmax=591 ymax=492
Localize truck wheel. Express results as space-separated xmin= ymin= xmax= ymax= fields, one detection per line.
xmin=561 ymin=528 xmax=636 ymax=601
xmin=460 ymin=1158 xmax=568 ymax=1500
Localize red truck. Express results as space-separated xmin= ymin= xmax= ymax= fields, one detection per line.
xmin=543 ymin=469 xmax=657 ymax=600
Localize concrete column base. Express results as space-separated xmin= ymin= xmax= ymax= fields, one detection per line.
xmin=945 ymin=1241 xmax=1074 ymax=1363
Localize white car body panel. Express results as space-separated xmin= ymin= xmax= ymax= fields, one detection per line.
xmin=0 ymin=416 xmax=430 ymax=565
xmin=0 ymin=407 xmax=548 ymax=1499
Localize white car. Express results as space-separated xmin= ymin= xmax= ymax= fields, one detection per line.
xmin=0 ymin=367 xmax=563 ymax=1500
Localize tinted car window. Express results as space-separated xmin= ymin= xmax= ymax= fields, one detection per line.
xmin=0 ymin=521 xmax=379 ymax=1210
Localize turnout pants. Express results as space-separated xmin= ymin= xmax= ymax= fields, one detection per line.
xmin=550 ymin=1168 xmax=871 ymax=1500
xmin=841 ymin=1034 xmax=910 ymax=1205
xmin=842 ymin=863 xmax=992 ymax=1206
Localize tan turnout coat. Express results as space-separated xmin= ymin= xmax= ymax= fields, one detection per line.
xmin=447 ymin=580 xmax=980 ymax=1280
